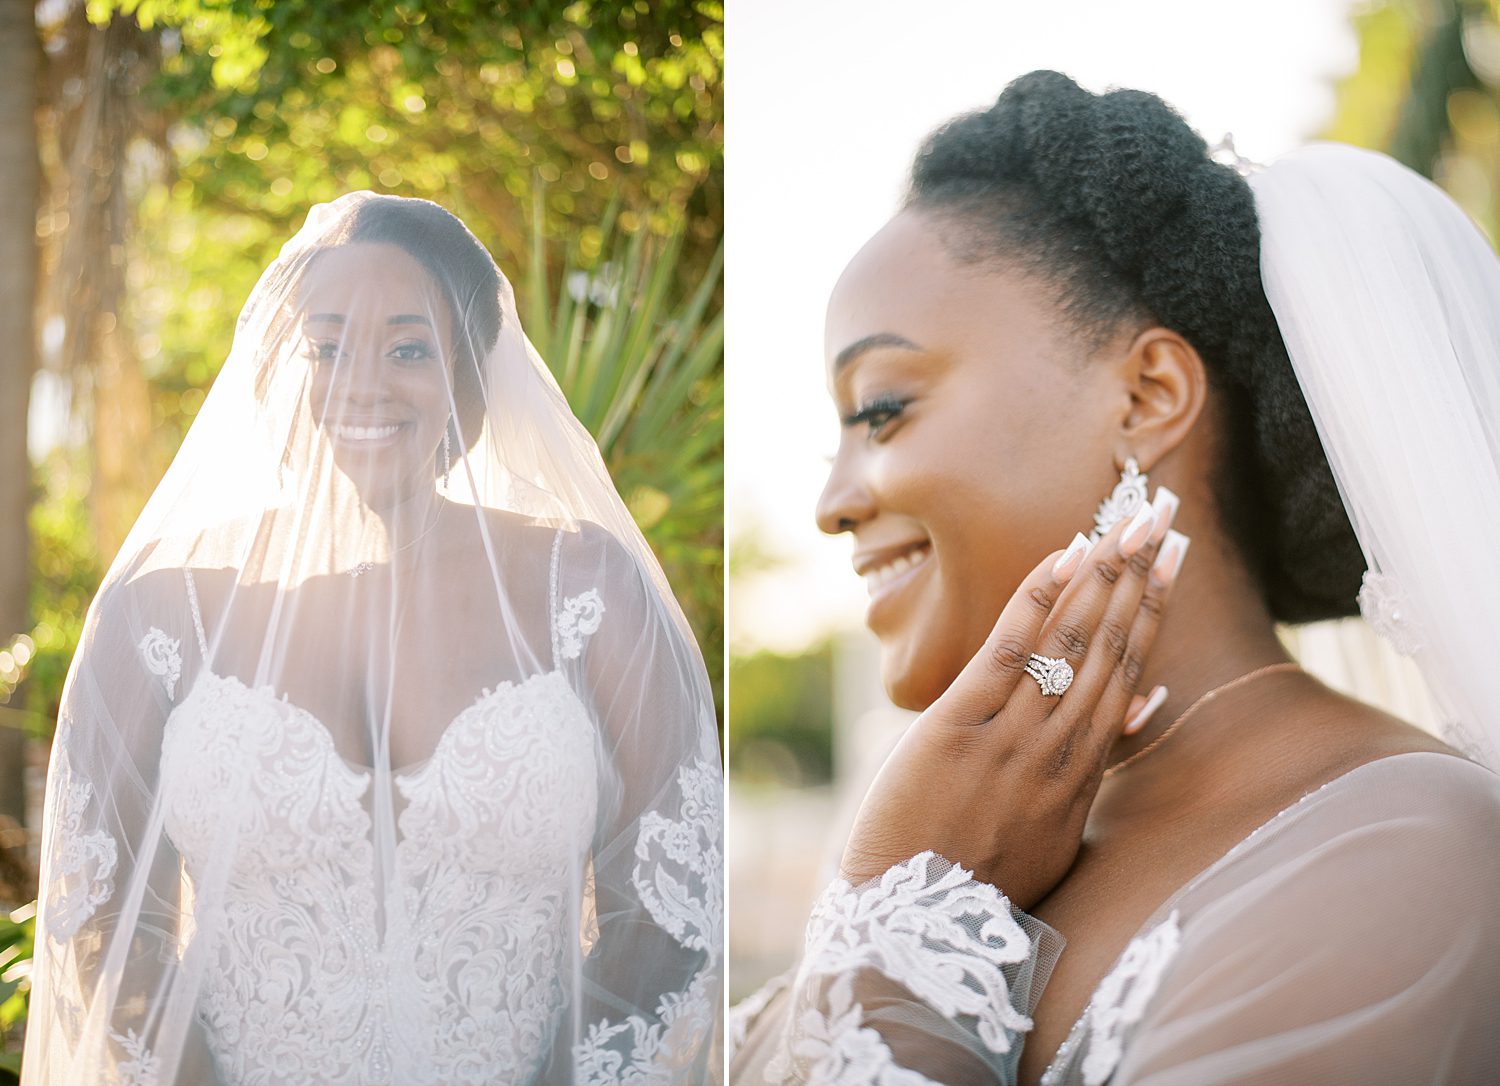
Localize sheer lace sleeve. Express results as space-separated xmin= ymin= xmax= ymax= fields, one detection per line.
xmin=1045 ymin=752 xmax=1500 ymax=1085
xmin=731 ymin=852 xmax=1064 ymax=1085
xmin=552 ymin=525 xmax=723 ymax=1083
xmin=25 ymin=568 xmax=218 ymax=1085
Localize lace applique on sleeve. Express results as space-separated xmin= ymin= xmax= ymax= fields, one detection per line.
xmin=573 ymin=756 xmax=723 ymax=1080
xmin=632 ymin=757 xmax=722 ymax=954
xmin=557 ymin=590 xmax=606 ymax=662
xmin=549 ymin=528 xmax=606 ymax=664
xmin=42 ymin=748 xmax=119 ymax=946
xmin=111 ymin=1027 xmax=162 ymax=1086
xmin=136 ymin=628 xmax=182 ymax=700
xmin=770 ymin=852 xmax=1063 ymax=1085
xmin=1079 ymin=911 xmax=1181 ymax=1086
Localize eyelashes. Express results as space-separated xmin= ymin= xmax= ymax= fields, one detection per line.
xmin=303 ymin=339 xmax=435 ymax=365
xmin=841 ymin=393 xmax=910 ymax=438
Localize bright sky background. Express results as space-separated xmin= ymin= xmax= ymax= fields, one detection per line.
xmin=726 ymin=0 xmax=1363 ymax=655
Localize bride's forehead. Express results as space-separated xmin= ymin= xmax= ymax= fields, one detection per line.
xmin=295 ymin=243 xmax=444 ymax=320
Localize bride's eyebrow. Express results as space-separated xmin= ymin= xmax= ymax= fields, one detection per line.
xmin=303 ymin=313 xmax=433 ymax=327
xmin=834 ymin=332 xmax=923 ymax=374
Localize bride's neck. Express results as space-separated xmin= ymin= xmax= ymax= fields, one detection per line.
xmin=1104 ymin=525 xmax=1295 ymax=781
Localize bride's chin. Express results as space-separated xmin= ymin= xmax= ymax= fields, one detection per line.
xmin=879 ymin=648 xmax=949 ymax=714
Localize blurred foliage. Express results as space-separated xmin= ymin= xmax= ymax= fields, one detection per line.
xmin=525 ymin=205 xmax=723 ymax=713
xmin=27 ymin=0 xmax=724 ymax=727
xmin=1325 ymin=0 xmax=1500 ymax=235
xmin=23 ymin=452 xmax=101 ymax=732
xmin=0 ymin=902 xmax=34 ymax=1081
xmin=97 ymin=0 xmax=721 ymax=272
xmin=727 ymin=645 xmax=834 ymax=787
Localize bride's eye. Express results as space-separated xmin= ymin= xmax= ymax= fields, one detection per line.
xmin=304 ymin=339 xmax=343 ymax=363
xmin=841 ymin=393 xmax=910 ymax=440
xmin=389 ymin=340 xmax=434 ymax=364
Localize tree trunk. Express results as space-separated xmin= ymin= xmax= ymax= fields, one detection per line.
xmin=0 ymin=0 xmax=41 ymax=831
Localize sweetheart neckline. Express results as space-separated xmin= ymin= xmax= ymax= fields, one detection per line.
xmin=176 ymin=666 xmax=575 ymax=781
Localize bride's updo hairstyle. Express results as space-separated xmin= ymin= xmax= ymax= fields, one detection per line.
xmin=907 ymin=70 xmax=1362 ymax=622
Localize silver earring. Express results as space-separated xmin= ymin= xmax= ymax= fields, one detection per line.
xmin=1090 ymin=456 xmax=1148 ymax=543
xmin=441 ymin=427 xmax=452 ymax=488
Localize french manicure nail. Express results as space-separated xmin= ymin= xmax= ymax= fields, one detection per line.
xmin=1118 ymin=504 xmax=1157 ymax=557
xmin=1125 ymin=685 xmax=1168 ymax=735
xmin=1151 ymin=529 xmax=1191 ymax=584
xmin=1148 ymin=486 xmax=1180 ymax=546
xmin=1052 ymin=532 xmax=1091 ymax=580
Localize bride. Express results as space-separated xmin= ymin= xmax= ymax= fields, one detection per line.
xmin=729 ymin=72 xmax=1500 ymax=1083
xmin=24 ymin=193 xmax=722 ymax=1084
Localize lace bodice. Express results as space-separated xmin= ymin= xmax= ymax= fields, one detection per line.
xmin=155 ymin=544 xmax=602 ymax=1085
xmin=160 ymin=666 xmax=597 ymax=1085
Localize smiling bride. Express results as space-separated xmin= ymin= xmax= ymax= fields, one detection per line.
xmin=24 ymin=193 xmax=722 ymax=1085
xmin=730 ymin=71 xmax=1500 ymax=1085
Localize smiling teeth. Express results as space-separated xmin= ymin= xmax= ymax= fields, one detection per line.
xmin=333 ymin=424 xmax=402 ymax=440
xmin=863 ymin=546 xmax=931 ymax=593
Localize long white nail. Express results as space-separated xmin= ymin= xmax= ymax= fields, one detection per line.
xmin=1151 ymin=529 xmax=1191 ymax=584
xmin=1125 ymin=685 xmax=1168 ymax=735
xmin=1148 ymin=486 xmax=1179 ymax=545
xmin=1052 ymin=532 xmax=1092 ymax=580
xmin=1119 ymin=504 xmax=1157 ymax=557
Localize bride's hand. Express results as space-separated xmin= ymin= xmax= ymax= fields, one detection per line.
xmin=839 ymin=491 xmax=1187 ymax=910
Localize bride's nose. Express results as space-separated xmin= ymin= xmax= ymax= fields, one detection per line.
xmin=816 ymin=448 xmax=875 ymax=535
xmin=333 ymin=340 xmax=394 ymax=402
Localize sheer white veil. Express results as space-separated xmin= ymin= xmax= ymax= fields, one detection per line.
xmin=24 ymin=191 xmax=722 ymax=1083
xmin=1249 ymin=144 xmax=1500 ymax=772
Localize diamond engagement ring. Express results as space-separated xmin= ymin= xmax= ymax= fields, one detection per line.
xmin=1024 ymin=653 xmax=1074 ymax=696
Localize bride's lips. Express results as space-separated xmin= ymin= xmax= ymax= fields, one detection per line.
xmin=853 ymin=539 xmax=934 ymax=616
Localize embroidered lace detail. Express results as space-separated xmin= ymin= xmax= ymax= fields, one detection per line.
xmin=792 ymin=974 xmax=945 ymax=1086
xmin=43 ymin=747 xmax=118 ymax=945
xmin=633 ymin=757 xmax=722 ymax=955
xmin=137 ymin=627 xmax=182 ymax=698
xmin=160 ymin=667 xmax=597 ymax=1085
xmin=726 ymin=971 xmax=790 ymax=1059
xmin=557 ymin=589 xmax=606 ymax=661
xmin=1080 ymin=911 xmax=1182 ymax=1086
xmin=1357 ymin=570 xmax=1424 ymax=656
xmin=112 ymin=1028 xmax=162 ymax=1086
xmin=574 ymin=970 xmax=716 ymax=1084
xmin=799 ymin=853 xmax=1035 ymax=1055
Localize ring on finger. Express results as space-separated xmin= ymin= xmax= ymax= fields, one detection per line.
xmin=1025 ymin=653 xmax=1075 ymax=696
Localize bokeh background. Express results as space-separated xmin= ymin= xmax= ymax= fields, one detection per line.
xmin=0 ymin=0 xmax=722 ymax=1070
xmin=725 ymin=0 xmax=1500 ymax=1000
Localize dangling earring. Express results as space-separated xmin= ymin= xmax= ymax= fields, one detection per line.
xmin=441 ymin=426 xmax=452 ymax=488
xmin=1090 ymin=456 xmax=1148 ymax=543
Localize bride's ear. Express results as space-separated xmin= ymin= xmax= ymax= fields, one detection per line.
xmin=1115 ymin=326 xmax=1209 ymax=465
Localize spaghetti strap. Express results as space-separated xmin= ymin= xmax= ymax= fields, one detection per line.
xmin=182 ymin=568 xmax=209 ymax=658
xmin=548 ymin=528 xmax=564 ymax=668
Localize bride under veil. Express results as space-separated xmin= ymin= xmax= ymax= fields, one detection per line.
xmin=23 ymin=192 xmax=723 ymax=1084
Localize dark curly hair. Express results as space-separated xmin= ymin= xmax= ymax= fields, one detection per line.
xmin=907 ymin=70 xmax=1363 ymax=622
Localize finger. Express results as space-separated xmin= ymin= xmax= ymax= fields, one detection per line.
xmin=1056 ymin=506 xmax=1171 ymax=720
xmin=1029 ymin=489 xmax=1172 ymax=695
xmin=928 ymin=531 xmax=1093 ymax=727
xmin=1093 ymin=529 xmax=1191 ymax=737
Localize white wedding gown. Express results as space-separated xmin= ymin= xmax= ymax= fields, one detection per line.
xmin=34 ymin=526 xmax=721 ymax=1085
xmin=729 ymin=750 xmax=1500 ymax=1084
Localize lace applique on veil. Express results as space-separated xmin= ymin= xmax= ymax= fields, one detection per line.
xmin=41 ymin=747 xmax=118 ymax=946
